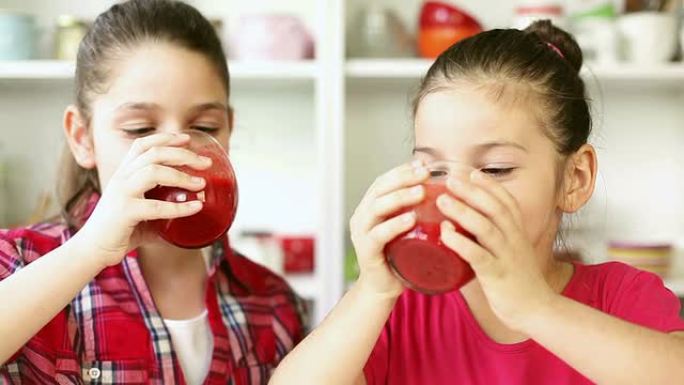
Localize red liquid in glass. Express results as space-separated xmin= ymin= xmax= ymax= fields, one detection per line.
xmin=384 ymin=182 xmax=474 ymax=294
xmin=144 ymin=144 xmax=238 ymax=249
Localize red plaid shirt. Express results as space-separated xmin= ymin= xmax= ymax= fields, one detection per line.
xmin=0 ymin=211 xmax=306 ymax=384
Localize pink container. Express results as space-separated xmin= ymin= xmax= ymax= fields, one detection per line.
xmin=230 ymin=14 xmax=314 ymax=60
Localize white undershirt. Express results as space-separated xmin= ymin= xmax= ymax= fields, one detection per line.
xmin=163 ymin=248 xmax=214 ymax=385
xmin=164 ymin=311 xmax=213 ymax=385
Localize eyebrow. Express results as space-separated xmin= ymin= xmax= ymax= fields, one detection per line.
xmin=413 ymin=141 xmax=528 ymax=156
xmin=475 ymin=141 xmax=528 ymax=153
xmin=115 ymin=102 xmax=161 ymax=112
xmin=413 ymin=147 xmax=442 ymax=157
xmin=115 ymin=102 xmax=228 ymax=113
xmin=190 ymin=102 xmax=229 ymax=113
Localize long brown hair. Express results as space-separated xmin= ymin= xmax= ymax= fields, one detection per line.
xmin=57 ymin=0 xmax=230 ymax=228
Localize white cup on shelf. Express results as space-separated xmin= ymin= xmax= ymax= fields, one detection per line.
xmin=617 ymin=12 xmax=678 ymax=64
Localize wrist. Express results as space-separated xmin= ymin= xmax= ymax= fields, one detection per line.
xmin=516 ymin=291 xmax=565 ymax=334
xmin=67 ymin=227 xmax=117 ymax=272
xmin=355 ymin=273 xmax=404 ymax=304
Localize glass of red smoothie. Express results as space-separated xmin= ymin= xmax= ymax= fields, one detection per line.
xmin=384 ymin=160 xmax=475 ymax=294
xmin=144 ymin=131 xmax=238 ymax=249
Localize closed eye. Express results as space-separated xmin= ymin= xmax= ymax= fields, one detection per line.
xmin=480 ymin=167 xmax=516 ymax=177
xmin=191 ymin=126 xmax=219 ymax=134
xmin=122 ymin=127 xmax=155 ymax=136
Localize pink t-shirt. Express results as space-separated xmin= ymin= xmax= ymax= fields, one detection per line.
xmin=364 ymin=262 xmax=684 ymax=385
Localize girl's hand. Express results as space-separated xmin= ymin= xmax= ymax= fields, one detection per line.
xmin=76 ymin=132 xmax=212 ymax=268
xmin=349 ymin=161 xmax=430 ymax=298
xmin=437 ymin=170 xmax=558 ymax=331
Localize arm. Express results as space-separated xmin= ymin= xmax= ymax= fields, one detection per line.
xmin=438 ymin=170 xmax=684 ymax=385
xmin=270 ymin=161 xmax=430 ymax=385
xmin=0 ymin=133 xmax=209 ymax=364
xmin=270 ymin=279 xmax=396 ymax=385
xmin=521 ymin=294 xmax=684 ymax=385
xmin=0 ymin=233 xmax=104 ymax=363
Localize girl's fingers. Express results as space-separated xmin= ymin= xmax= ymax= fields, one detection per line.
xmin=470 ymin=171 xmax=523 ymax=226
xmin=436 ymin=193 xmax=507 ymax=255
xmin=445 ymin=174 xmax=519 ymax=235
xmin=366 ymin=211 xmax=416 ymax=250
xmin=129 ymin=164 xmax=206 ymax=196
xmin=440 ymin=220 xmax=494 ymax=268
xmin=132 ymin=198 xmax=203 ymax=222
xmin=127 ymin=146 xmax=212 ymax=176
xmin=123 ymin=132 xmax=191 ymax=163
xmin=363 ymin=161 xmax=429 ymax=205
xmin=359 ymin=185 xmax=425 ymax=232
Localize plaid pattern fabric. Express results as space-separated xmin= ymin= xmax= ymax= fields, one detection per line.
xmin=0 ymin=218 xmax=306 ymax=385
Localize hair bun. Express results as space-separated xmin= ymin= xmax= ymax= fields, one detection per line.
xmin=524 ymin=20 xmax=583 ymax=74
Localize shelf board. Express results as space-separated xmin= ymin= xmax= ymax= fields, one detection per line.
xmin=0 ymin=60 xmax=319 ymax=81
xmin=346 ymin=58 xmax=684 ymax=86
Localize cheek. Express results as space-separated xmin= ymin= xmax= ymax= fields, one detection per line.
xmin=92 ymin=134 xmax=132 ymax=190
xmin=504 ymin=175 xmax=559 ymax=244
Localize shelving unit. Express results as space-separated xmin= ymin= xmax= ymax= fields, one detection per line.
xmin=1 ymin=0 xmax=684 ymax=327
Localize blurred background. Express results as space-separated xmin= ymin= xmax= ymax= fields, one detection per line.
xmin=1 ymin=0 xmax=684 ymax=324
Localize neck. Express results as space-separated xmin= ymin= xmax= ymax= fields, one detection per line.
xmin=138 ymin=242 xmax=205 ymax=275
xmin=137 ymin=241 xmax=209 ymax=320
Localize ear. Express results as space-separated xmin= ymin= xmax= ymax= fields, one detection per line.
xmin=558 ymin=144 xmax=597 ymax=213
xmin=63 ymin=105 xmax=96 ymax=169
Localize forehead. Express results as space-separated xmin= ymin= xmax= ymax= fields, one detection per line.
xmin=96 ymin=43 xmax=227 ymax=109
xmin=414 ymin=86 xmax=546 ymax=156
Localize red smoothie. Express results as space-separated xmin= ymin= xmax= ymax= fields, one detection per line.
xmin=144 ymin=133 xmax=238 ymax=249
xmin=384 ymin=182 xmax=474 ymax=294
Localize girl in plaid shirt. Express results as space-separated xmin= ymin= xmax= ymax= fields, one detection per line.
xmin=0 ymin=1 xmax=305 ymax=384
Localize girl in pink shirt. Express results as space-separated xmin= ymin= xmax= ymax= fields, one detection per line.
xmin=271 ymin=21 xmax=684 ymax=385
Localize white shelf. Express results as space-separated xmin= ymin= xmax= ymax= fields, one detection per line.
xmin=0 ymin=60 xmax=76 ymax=79
xmin=0 ymin=60 xmax=319 ymax=81
xmin=345 ymin=58 xmax=684 ymax=85
xmin=346 ymin=58 xmax=432 ymax=78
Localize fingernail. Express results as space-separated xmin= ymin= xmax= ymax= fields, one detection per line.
xmin=437 ymin=194 xmax=451 ymax=207
xmin=411 ymin=185 xmax=423 ymax=196
xmin=189 ymin=201 xmax=202 ymax=210
xmin=192 ymin=177 xmax=205 ymax=185
xmin=411 ymin=159 xmax=424 ymax=168
xmin=403 ymin=211 xmax=415 ymax=222
xmin=201 ymin=156 xmax=212 ymax=165
xmin=441 ymin=220 xmax=455 ymax=232
xmin=414 ymin=166 xmax=427 ymax=176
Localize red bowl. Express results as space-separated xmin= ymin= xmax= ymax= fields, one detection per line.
xmin=418 ymin=25 xmax=482 ymax=58
xmin=419 ymin=1 xmax=482 ymax=29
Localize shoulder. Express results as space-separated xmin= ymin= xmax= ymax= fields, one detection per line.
xmin=0 ymin=221 xmax=69 ymax=278
xmin=572 ymin=261 xmax=659 ymax=298
xmin=222 ymin=249 xmax=309 ymax=344
xmin=572 ymin=261 xmax=683 ymax=328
